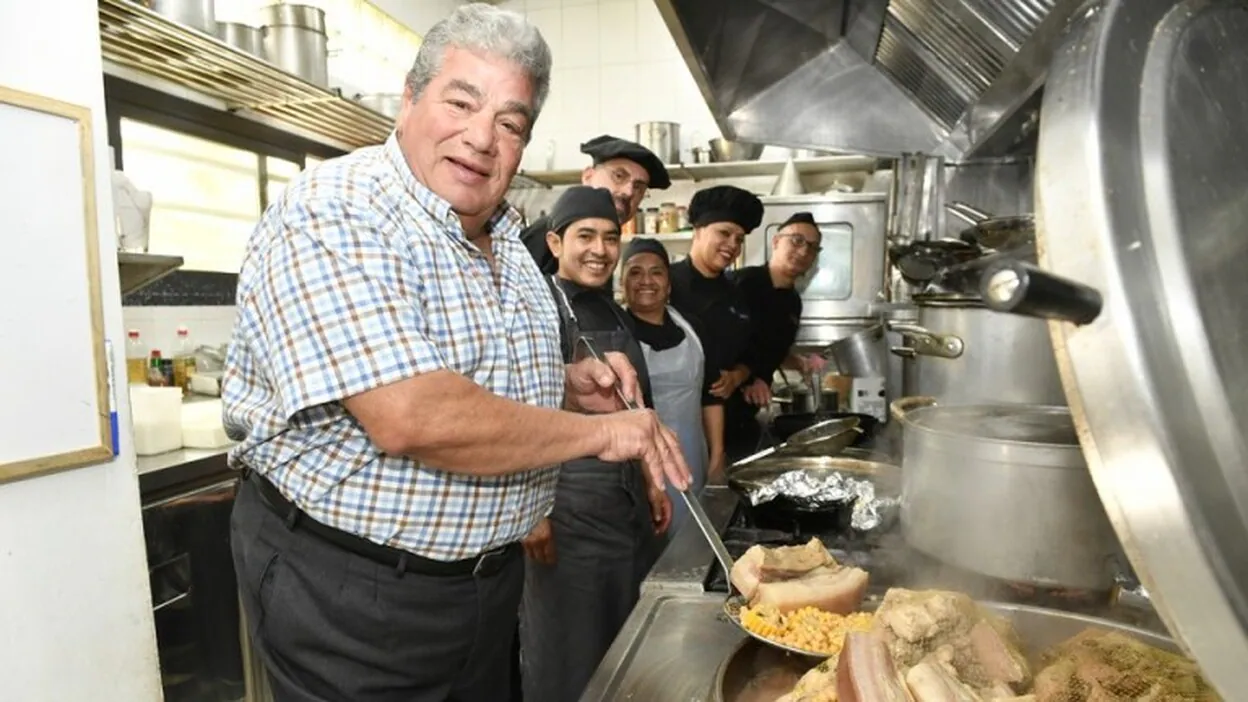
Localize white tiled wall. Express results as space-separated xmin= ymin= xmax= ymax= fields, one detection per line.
xmin=122 ymin=306 xmax=237 ymax=354
xmin=492 ymin=0 xmax=723 ymax=171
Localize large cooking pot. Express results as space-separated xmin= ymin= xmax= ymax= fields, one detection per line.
xmin=634 ymin=121 xmax=680 ymax=164
xmin=890 ymin=292 xmax=1065 ymax=406
xmin=824 ymin=323 xmax=888 ymax=378
xmin=892 ymin=397 xmax=1120 ymax=590
xmin=712 ymin=602 xmax=1177 ymax=702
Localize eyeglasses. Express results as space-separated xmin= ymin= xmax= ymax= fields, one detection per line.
xmin=780 ymin=233 xmax=822 ymax=254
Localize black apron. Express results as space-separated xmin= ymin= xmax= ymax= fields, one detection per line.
xmin=519 ymin=277 xmax=658 ymax=702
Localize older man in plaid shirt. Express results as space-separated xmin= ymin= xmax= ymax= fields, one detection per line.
xmin=222 ymin=5 xmax=690 ymax=701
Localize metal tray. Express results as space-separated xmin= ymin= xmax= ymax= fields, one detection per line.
xmin=712 ymin=601 xmax=1178 ymax=702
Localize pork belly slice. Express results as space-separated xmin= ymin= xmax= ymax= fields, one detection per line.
xmin=838 ymin=631 xmax=915 ymax=702
xmin=731 ymin=545 xmax=766 ymax=600
xmin=761 ymin=537 xmax=835 ymax=581
xmin=753 ymin=564 xmax=870 ymax=614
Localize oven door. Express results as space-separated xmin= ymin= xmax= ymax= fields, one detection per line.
xmin=759 ymin=194 xmax=887 ymax=321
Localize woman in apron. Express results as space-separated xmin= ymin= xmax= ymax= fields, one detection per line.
xmin=620 ymin=237 xmax=710 ymax=534
xmin=520 ymin=186 xmax=670 ymax=702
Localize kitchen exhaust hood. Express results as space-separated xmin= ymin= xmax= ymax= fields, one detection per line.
xmin=654 ymin=0 xmax=1082 ymax=161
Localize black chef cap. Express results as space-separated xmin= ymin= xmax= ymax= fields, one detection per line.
xmin=580 ymin=135 xmax=672 ymax=190
xmin=780 ymin=211 xmax=817 ymax=229
xmin=622 ymin=237 xmax=670 ymax=268
xmin=549 ymin=186 xmax=621 ymax=236
xmin=687 ymin=185 xmax=764 ymax=233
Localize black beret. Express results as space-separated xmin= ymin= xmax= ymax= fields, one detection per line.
xmin=580 ymin=135 xmax=671 ymax=189
xmin=780 ymin=211 xmax=817 ymax=229
xmin=687 ymin=185 xmax=764 ymax=233
xmin=549 ymin=186 xmax=620 ymax=235
xmin=621 ymin=237 xmax=670 ymax=268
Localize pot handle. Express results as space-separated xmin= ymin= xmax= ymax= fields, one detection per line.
xmin=889 ymin=395 xmax=937 ymax=423
xmin=979 ymin=259 xmax=1103 ymax=326
xmin=887 ymin=321 xmax=965 ymax=360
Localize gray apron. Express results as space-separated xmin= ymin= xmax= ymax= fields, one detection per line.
xmin=639 ymin=307 xmax=708 ymax=537
xmin=519 ymin=277 xmax=657 ymax=702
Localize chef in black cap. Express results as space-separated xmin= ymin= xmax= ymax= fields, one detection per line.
xmin=619 ymin=237 xmax=719 ymax=536
xmin=727 ymin=211 xmax=828 ymax=456
xmin=520 ymin=134 xmax=671 ymax=274
xmin=668 ymin=184 xmax=764 ymax=479
xmin=520 ymin=186 xmax=672 ymax=702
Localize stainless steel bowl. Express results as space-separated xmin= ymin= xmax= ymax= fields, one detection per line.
xmin=708 ymin=137 xmax=764 ymax=162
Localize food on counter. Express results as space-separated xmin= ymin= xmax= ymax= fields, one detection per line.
xmin=1032 ymin=629 xmax=1219 ymax=701
xmin=731 ymin=538 xmax=871 ymax=614
xmin=741 ymin=605 xmax=874 ymax=656
xmin=837 ymin=631 xmax=913 ymax=701
xmin=778 ymin=657 xmax=839 ymax=702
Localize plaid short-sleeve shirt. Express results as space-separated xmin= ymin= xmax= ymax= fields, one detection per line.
xmin=223 ymin=134 xmax=565 ymax=561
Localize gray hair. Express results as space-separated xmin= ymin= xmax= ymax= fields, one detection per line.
xmin=405 ymin=3 xmax=552 ymax=132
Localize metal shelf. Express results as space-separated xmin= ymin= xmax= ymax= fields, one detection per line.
xmin=512 ymin=155 xmax=880 ymax=189
xmin=118 ymin=251 xmax=184 ymax=296
xmin=98 ymin=0 xmax=393 ymax=152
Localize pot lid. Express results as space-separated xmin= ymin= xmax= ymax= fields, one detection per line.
xmin=905 ymin=404 xmax=1078 ymax=446
xmin=1036 ymin=0 xmax=1248 ymax=694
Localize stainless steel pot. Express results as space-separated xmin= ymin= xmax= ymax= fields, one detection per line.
xmin=893 ymin=398 xmax=1121 ymax=590
xmin=890 ymin=293 xmax=1065 ymax=406
xmin=260 ymin=4 xmax=329 ymax=88
xmin=149 ymin=0 xmax=216 ymax=34
xmin=713 ymin=602 xmax=1177 ymax=702
xmin=824 ymin=323 xmax=887 ymax=378
xmin=634 ymin=121 xmax=680 ymax=163
xmin=217 ymin=22 xmax=264 ymax=58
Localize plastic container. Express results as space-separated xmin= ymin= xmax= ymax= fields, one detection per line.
xmin=130 ymin=386 xmax=184 ymax=455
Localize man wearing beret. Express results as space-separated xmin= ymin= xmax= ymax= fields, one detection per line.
xmin=520 ymin=135 xmax=671 ymax=274
xmin=520 ymin=186 xmax=673 ymax=702
xmin=728 ymin=212 xmax=828 ymax=456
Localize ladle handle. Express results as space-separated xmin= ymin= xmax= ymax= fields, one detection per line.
xmin=979 ymin=259 xmax=1103 ymax=326
xmin=946 ymin=200 xmax=990 ymax=225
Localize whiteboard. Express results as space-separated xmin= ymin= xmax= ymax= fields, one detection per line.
xmin=0 ymin=86 xmax=112 ymax=482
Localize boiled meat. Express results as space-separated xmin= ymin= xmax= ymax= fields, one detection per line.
xmin=761 ymin=538 xmax=835 ymax=581
xmin=871 ymin=589 xmax=1030 ymax=693
xmin=776 ymin=658 xmax=839 ymax=702
xmin=753 ymin=564 xmax=870 ymax=614
xmin=1033 ymin=629 xmax=1219 ymax=702
xmin=905 ymin=656 xmax=982 ymax=701
xmin=838 ymin=631 xmax=915 ymax=702
xmin=731 ymin=539 xmax=836 ymax=599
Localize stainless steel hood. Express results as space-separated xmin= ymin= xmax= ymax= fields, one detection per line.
xmin=654 ymin=0 xmax=1082 ymax=161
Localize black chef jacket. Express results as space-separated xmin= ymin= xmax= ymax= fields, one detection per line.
xmin=725 ymin=264 xmax=804 ymax=430
xmin=549 ymin=277 xmax=654 ymax=409
xmin=668 ymin=258 xmax=752 ymax=407
xmin=521 ymin=215 xmax=560 ymax=275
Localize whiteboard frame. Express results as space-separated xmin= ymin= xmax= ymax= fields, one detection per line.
xmin=0 ymin=85 xmax=113 ymax=483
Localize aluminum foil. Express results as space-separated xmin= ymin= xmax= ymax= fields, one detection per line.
xmin=743 ymin=469 xmax=900 ymax=531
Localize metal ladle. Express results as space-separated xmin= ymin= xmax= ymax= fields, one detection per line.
xmin=574 ymin=336 xmax=738 ymax=584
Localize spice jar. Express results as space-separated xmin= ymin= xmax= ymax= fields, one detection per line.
xmin=658 ymin=202 xmax=678 ymax=233
xmin=677 ymin=205 xmax=689 ymax=230
xmin=643 ymin=207 xmax=660 ymax=234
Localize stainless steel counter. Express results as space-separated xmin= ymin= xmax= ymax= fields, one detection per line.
xmin=582 ymin=486 xmax=745 ymax=701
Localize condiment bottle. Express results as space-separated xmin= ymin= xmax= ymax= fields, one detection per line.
xmin=125 ymin=330 xmax=148 ymax=385
xmin=172 ymin=326 xmax=197 ymax=395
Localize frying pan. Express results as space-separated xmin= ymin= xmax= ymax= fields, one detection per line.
xmin=946 ymin=201 xmax=1036 ymax=253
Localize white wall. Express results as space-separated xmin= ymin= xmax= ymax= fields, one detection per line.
xmin=486 ymin=0 xmax=723 ymax=171
xmin=0 ymin=1 xmax=163 ymax=701
xmin=370 ymin=0 xmax=466 ymax=36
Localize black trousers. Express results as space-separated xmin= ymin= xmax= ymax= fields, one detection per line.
xmin=519 ymin=463 xmax=656 ymax=702
xmin=231 ymin=477 xmax=523 ymax=702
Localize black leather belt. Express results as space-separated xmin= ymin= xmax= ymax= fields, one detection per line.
xmin=244 ymin=469 xmax=517 ymax=578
